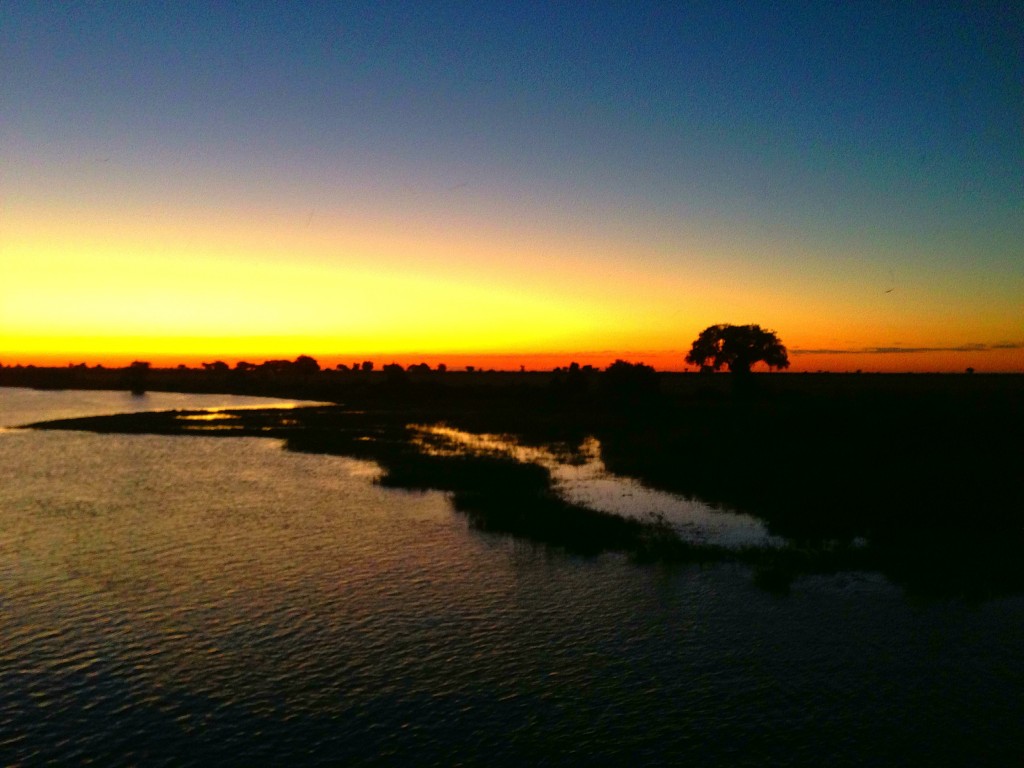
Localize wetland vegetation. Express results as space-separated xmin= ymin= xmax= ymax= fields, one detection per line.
xmin=9 ymin=363 xmax=1023 ymax=598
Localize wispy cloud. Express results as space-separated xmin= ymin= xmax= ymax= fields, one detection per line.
xmin=791 ymin=342 xmax=1024 ymax=355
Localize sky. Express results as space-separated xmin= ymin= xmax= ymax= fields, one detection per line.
xmin=2 ymin=1 xmax=1022 ymax=371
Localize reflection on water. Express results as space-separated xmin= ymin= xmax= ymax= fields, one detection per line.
xmin=413 ymin=425 xmax=784 ymax=549
xmin=0 ymin=386 xmax=321 ymax=428
xmin=2 ymin=391 xmax=1023 ymax=764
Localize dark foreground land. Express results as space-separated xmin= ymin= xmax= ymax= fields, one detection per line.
xmin=6 ymin=365 xmax=1023 ymax=598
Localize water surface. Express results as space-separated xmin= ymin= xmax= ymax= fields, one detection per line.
xmin=1 ymin=391 xmax=1021 ymax=765
xmin=0 ymin=386 xmax=318 ymax=428
xmin=415 ymin=425 xmax=784 ymax=548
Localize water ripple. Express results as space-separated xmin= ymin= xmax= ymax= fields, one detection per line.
xmin=0 ymin=426 xmax=1022 ymax=765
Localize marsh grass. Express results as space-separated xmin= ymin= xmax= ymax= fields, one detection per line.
xmin=22 ymin=372 xmax=1024 ymax=597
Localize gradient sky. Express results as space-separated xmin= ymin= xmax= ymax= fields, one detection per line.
xmin=2 ymin=1 xmax=1022 ymax=371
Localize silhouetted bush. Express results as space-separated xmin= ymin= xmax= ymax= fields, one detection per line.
xmin=293 ymin=355 xmax=320 ymax=374
xmin=602 ymin=359 xmax=659 ymax=398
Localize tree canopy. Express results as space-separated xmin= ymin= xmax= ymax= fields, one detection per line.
xmin=685 ymin=324 xmax=789 ymax=374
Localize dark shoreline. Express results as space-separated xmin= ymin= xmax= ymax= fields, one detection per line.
xmin=8 ymin=368 xmax=1024 ymax=598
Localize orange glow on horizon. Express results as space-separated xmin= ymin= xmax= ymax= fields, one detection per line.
xmin=3 ymin=347 xmax=1022 ymax=374
xmin=3 ymin=204 xmax=1021 ymax=375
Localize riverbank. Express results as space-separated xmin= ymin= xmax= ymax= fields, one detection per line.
xmin=5 ymin=361 xmax=1024 ymax=399
xmin=14 ymin=368 xmax=1023 ymax=598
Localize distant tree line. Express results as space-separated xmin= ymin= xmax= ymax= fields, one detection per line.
xmin=2 ymin=324 xmax=792 ymax=381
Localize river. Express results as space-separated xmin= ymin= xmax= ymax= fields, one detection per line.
xmin=1 ymin=388 xmax=1021 ymax=765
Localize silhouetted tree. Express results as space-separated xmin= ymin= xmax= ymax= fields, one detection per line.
xmin=259 ymin=359 xmax=293 ymax=374
xmin=685 ymin=324 xmax=789 ymax=374
xmin=560 ymin=360 xmax=591 ymax=394
xmin=603 ymin=359 xmax=658 ymax=396
xmin=361 ymin=361 xmax=374 ymax=372
xmin=126 ymin=360 xmax=150 ymax=395
xmin=605 ymin=359 xmax=655 ymax=376
xmin=293 ymin=355 xmax=320 ymax=374
xmin=202 ymin=361 xmax=229 ymax=372
xmin=383 ymin=362 xmax=407 ymax=385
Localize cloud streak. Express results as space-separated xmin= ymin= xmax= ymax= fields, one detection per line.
xmin=792 ymin=342 xmax=1024 ymax=355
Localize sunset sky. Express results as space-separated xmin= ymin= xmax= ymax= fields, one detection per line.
xmin=2 ymin=2 xmax=1021 ymax=371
